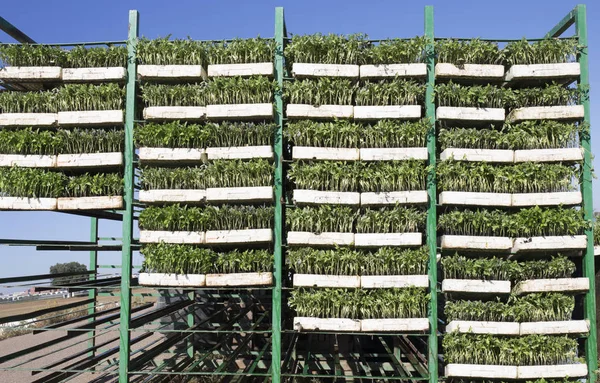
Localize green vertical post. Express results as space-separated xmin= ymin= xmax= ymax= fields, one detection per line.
xmin=187 ymin=291 xmax=195 ymax=358
xmin=424 ymin=6 xmax=438 ymax=383
xmin=119 ymin=9 xmax=139 ymax=383
xmin=576 ymin=4 xmax=597 ymax=382
xmin=273 ymin=6 xmax=285 ymax=383
xmin=88 ymin=217 xmax=98 ymax=358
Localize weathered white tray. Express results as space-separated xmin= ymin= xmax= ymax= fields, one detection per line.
xmin=511 ymin=235 xmax=587 ymax=252
xmin=359 ymin=64 xmax=427 ymax=79
xmin=293 ymin=190 xmax=360 ymax=205
xmin=0 ymin=197 xmax=57 ymax=210
xmin=353 ymin=105 xmax=421 ymax=120
xmin=513 ymin=147 xmax=583 ymax=162
xmin=206 ymin=103 xmax=273 ymax=119
xmin=440 ymin=235 xmax=513 ymax=251
xmin=445 ymin=320 xmax=520 ymax=335
xmin=0 ymin=154 xmax=56 ymax=168
xmin=446 ymin=364 xmax=518 ymax=379
xmin=439 ymin=191 xmax=512 ymax=207
xmin=513 ymin=277 xmax=589 ymax=295
xmin=439 ymin=148 xmax=514 ymax=163
xmin=360 ymin=275 xmax=429 ymax=289
xmin=519 ymin=320 xmax=589 ymax=335
xmin=360 ymin=318 xmax=429 ymax=332
xmin=139 ymin=230 xmax=205 ymax=244
xmin=138 ymin=64 xmax=207 ymax=80
xmin=435 ymin=63 xmax=505 ymax=80
xmin=436 ymin=107 xmax=505 ymax=121
xmin=62 ymin=67 xmax=126 ymax=82
xmin=360 ymin=191 xmax=428 ymax=206
xmin=504 ymin=63 xmax=580 ymax=82
xmin=0 ymin=113 xmax=57 ymax=127
xmin=138 ymin=273 xmax=206 ymax=287
xmin=292 ymin=147 xmax=360 ymax=161
xmin=511 ymin=192 xmax=582 ymax=207
xmin=517 ymin=364 xmax=587 ymax=379
xmin=205 ymin=146 xmax=273 ymax=160
xmin=287 ymin=232 xmax=354 ymax=246
xmin=207 ymin=63 xmax=273 ymax=77
xmin=359 ymin=147 xmax=428 ymax=161
xmin=354 ymin=233 xmax=422 ymax=247
xmin=56 ymin=152 xmax=123 ymax=168
xmin=292 ymin=274 xmax=361 ymax=288
xmin=292 ymin=63 xmax=359 ymax=78
xmin=0 ymin=66 xmax=61 ymax=81
xmin=143 ymin=106 xmax=206 ymax=121
xmin=441 ymin=279 xmax=511 ymax=294
xmin=58 ymin=110 xmax=123 ymax=126
xmin=294 ymin=317 xmax=361 ymax=332
xmin=287 ymin=104 xmax=353 ymax=119
xmin=138 ymin=147 xmax=204 ymax=163
xmin=206 ymin=186 xmax=273 ymax=203
xmin=204 ymin=229 xmax=272 ymax=244
xmin=57 ymin=196 xmax=123 ymax=210
xmin=507 ymin=105 xmax=585 ymax=122
xmin=205 ymin=272 xmax=273 ymax=286
xmin=138 ymin=189 xmax=207 ymax=204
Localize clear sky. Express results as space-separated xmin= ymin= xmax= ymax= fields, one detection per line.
xmin=0 ymin=0 xmax=597 ymax=290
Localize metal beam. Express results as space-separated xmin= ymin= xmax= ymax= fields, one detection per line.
xmin=0 ymin=298 xmax=94 ymax=325
xmin=273 ymin=6 xmax=285 ymax=383
xmin=118 ymin=9 xmax=139 ymax=383
xmin=0 ymin=270 xmax=94 ymax=284
xmin=424 ymin=5 xmax=438 ymax=383
xmin=545 ymin=8 xmax=576 ymax=38
xmin=575 ymin=4 xmax=598 ymax=383
xmin=88 ymin=217 xmax=99 ymax=358
xmin=0 ymin=16 xmax=35 ymax=43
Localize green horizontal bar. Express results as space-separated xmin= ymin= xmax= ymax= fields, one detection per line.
xmin=0 ymin=239 xmax=95 ymax=246
xmin=281 ymin=374 xmax=428 ymax=380
xmin=0 ymin=40 xmax=126 ymax=46
xmin=434 ymin=36 xmax=575 ymax=41
xmin=0 ymin=270 xmax=95 ymax=284
xmin=282 ymin=330 xmax=430 ymax=336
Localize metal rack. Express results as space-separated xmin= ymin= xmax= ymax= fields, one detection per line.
xmin=0 ymin=5 xmax=595 ymax=383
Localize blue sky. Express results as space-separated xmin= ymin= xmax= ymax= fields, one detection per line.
xmin=0 ymin=0 xmax=597 ymax=289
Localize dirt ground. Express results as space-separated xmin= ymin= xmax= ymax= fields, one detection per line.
xmin=0 ymin=296 xmax=119 ymax=319
xmin=0 ymin=292 xmax=160 ymax=383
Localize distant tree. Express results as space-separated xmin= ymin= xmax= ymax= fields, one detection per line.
xmin=50 ymin=262 xmax=89 ymax=286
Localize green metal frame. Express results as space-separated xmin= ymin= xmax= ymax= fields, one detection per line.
xmin=543 ymin=6 xmax=597 ymax=382
xmin=118 ymin=9 xmax=139 ymax=383
xmin=424 ymin=6 xmax=438 ymax=383
xmin=273 ymin=7 xmax=286 ymax=383
xmin=575 ymin=6 xmax=598 ymax=381
xmin=0 ymin=5 xmax=596 ymax=383
xmin=88 ymin=217 xmax=98 ymax=358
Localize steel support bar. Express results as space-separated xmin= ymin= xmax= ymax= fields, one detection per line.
xmin=88 ymin=217 xmax=99 ymax=358
xmin=35 ymin=305 xmax=121 ymax=332
xmin=119 ymin=9 xmax=139 ymax=383
xmin=424 ymin=5 xmax=438 ymax=383
xmin=546 ymin=8 xmax=576 ymax=38
xmin=273 ymin=6 xmax=285 ymax=383
xmin=32 ymin=332 xmax=154 ymax=383
xmin=0 ymin=239 xmax=95 ymax=246
xmin=574 ymin=4 xmax=598 ymax=382
xmin=0 ymin=270 xmax=95 ymax=284
xmin=0 ymin=298 xmax=94 ymax=325
xmin=0 ymin=16 xmax=35 ymax=43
